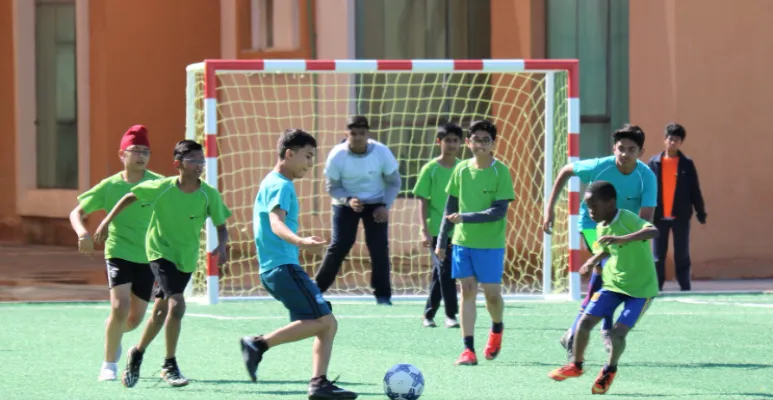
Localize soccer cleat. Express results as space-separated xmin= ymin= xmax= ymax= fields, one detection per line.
xmin=98 ymin=363 xmax=118 ymax=381
xmin=240 ymin=336 xmax=264 ymax=382
xmin=484 ymin=330 xmax=503 ymax=360
xmin=444 ymin=317 xmax=460 ymax=328
xmin=422 ymin=318 xmax=437 ymax=328
xmin=122 ymin=347 xmax=143 ymax=388
xmin=160 ymin=358 xmax=190 ymax=387
xmin=600 ymin=330 xmax=613 ymax=354
xmin=592 ymin=369 xmax=617 ymax=394
xmin=559 ymin=329 xmax=574 ymax=361
xmin=308 ymin=376 xmax=359 ymax=400
xmin=548 ymin=363 xmax=584 ymax=381
xmin=454 ymin=349 xmax=478 ymax=366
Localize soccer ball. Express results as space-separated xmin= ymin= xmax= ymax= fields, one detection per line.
xmin=383 ymin=363 xmax=424 ymax=400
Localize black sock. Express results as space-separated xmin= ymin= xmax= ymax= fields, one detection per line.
xmin=604 ymin=364 xmax=617 ymax=373
xmin=463 ymin=336 xmax=475 ymax=352
xmin=492 ymin=322 xmax=504 ymax=334
xmin=164 ymin=357 xmax=176 ymax=366
xmin=254 ymin=336 xmax=269 ymax=352
xmin=574 ymin=361 xmax=583 ymax=370
xmin=310 ymin=375 xmax=327 ymax=384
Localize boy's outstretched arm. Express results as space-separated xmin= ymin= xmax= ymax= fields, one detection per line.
xmin=543 ymin=164 xmax=575 ymax=233
xmin=69 ymin=205 xmax=94 ymax=254
xmin=93 ymin=193 xmax=137 ymax=243
xmin=457 ymin=200 xmax=510 ymax=223
xmin=599 ymin=225 xmax=659 ymax=246
xmin=268 ymin=207 xmax=326 ymax=254
xmin=435 ymin=195 xmax=458 ymax=253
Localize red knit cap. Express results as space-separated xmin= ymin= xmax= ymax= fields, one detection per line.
xmin=120 ymin=125 xmax=150 ymax=150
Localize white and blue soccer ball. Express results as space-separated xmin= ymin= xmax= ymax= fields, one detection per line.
xmin=383 ymin=363 xmax=424 ymax=400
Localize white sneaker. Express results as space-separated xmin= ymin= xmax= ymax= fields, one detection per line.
xmin=423 ymin=318 xmax=437 ymax=327
xmin=98 ymin=362 xmax=118 ymax=381
xmin=445 ymin=317 xmax=460 ymax=328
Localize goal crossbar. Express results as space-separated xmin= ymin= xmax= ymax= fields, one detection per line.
xmin=184 ymin=58 xmax=582 ymax=305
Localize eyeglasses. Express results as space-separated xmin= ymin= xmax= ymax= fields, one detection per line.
xmin=182 ymin=159 xmax=206 ymax=165
xmin=126 ymin=149 xmax=151 ymax=156
xmin=470 ymin=137 xmax=492 ymax=145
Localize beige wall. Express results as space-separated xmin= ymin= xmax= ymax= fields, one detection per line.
xmin=631 ymin=0 xmax=773 ymax=279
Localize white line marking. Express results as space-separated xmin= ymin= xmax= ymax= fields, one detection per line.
xmin=669 ymin=298 xmax=773 ymax=308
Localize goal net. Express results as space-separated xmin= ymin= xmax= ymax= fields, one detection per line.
xmin=184 ymin=59 xmax=581 ymax=305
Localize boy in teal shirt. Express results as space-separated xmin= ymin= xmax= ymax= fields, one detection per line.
xmin=70 ymin=125 xmax=163 ymax=382
xmin=549 ymin=181 xmax=659 ymax=394
xmin=435 ymin=120 xmax=516 ymax=366
xmin=94 ymin=140 xmax=232 ymax=388
xmin=240 ymin=129 xmax=357 ymax=400
xmin=543 ymin=124 xmax=657 ymax=358
xmin=413 ymin=122 xmax=462 ymax=329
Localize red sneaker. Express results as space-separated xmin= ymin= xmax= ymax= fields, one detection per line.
xmin=455 ymin=349 xmax=478 ymax=366
xmin=592 ymin=368 xmax=616 ymax=394
xmin=548 ymin=363 xmax=584 ymax=381
xmin=484 ymin=330 xmax=502 ymax=360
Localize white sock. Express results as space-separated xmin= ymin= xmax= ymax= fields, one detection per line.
xmin=102 ymin=362 xmax=117 ymax=370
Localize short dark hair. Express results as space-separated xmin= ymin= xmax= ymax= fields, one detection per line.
xmin=346 ymin=115 xmax=370 ymax=130
xmin=277 ymin=129 xmax=317 ymax=159
xmin=174 ymin=140 xmax=203 ymax=161
xmin=437 ymin=122 xmax=464 ymax=140
xmin=586 ymin=180 xmax=617 ymax=202
xmin=468 ymin=120 xmax=497 ymax=141
xmin=665 ymin=123 xmax=686 ymax=140
xmin=612 ymin=124 xmax=645 ymax=149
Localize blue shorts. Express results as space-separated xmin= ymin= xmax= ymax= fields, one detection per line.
xmin=451 ymin=245 xmax=505 ymax=284
xmin=260 ymin=264 xmax=332 ymax=322
xmin=585 ymin=289 xmax=653 ymax=328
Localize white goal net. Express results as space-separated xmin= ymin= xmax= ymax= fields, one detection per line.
xmin=185 ymin=59 xmax=581 ymax=304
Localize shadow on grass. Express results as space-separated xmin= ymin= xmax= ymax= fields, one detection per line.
xmin=612 ymin=393 xmax=773 ymax=398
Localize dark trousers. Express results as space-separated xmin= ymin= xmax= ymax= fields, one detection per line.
xmin=653 ymin=218 xmax=692 ymax=291
xmin=424 ymin=237 xmax=458 ymax=319
xmin=315 ymin=204 xmax=392 ymax=299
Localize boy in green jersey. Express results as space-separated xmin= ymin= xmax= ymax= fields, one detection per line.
xmin=413 ymin=122 xmax=462 ymax=329
xmin=70 ymin=125 xmax=163 ymax=382
xmin=435 ymin=120 xmax=516 ymax=366
xmin=94 ymin=140 xmax=232 ymax=388
xmin=549 ymin=181 xmax=659 ymax=395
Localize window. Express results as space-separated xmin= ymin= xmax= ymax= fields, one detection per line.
xmin=35 ymin=0 xmax=78 ymax=189
xmin=237 ymin=0 xmax=313 ymax=59
xmin=354 ymin=0 xmax=492 ymax=196
xmin=547 ymin=0 xmax=630 ymax=159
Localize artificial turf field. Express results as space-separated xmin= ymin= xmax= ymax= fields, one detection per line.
xmin=2 ymin=294 xmax=772 ymax=399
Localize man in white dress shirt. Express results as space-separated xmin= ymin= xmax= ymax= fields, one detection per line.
xmin=315 ymin=116 xmax=402 ymax=305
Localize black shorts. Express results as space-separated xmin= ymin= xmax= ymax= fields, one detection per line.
xmin=105 ymin=258 xmax=156 ymax=302
xmin=150 ymin=258 xmax=193 ymax=300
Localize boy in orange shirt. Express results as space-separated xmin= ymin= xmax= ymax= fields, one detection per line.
xmin=647 ymin=123 xmax=707 ymax=291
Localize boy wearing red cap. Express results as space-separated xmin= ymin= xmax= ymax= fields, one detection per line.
xmin=69 ymin=125 xmax=164 ymax=382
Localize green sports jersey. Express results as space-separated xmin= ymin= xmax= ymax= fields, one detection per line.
xmin=446 ymin=158 xmax=516 ymax=249
xmin=592 ymin=209 xmax=659 ymax=298
xmin=77 ymin=170 xmax=165 ymax=263
xmin=412 ymin=158 xmax=460 ymax=237
xmin=131 ymin=177 xmax=232 ymax=273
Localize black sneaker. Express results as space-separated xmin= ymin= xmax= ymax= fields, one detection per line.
xmin=308 ymin=376 xmax=358 ymax=400
xmin=160 ymin=358 xmax=190 ymax=387
xmin=121 ymin=346 xmax=143 ymax=388
xmin=240 ymin=336 xmax=264 ymax=382
xmin=376 ymin=297 xmax=392 ymax=306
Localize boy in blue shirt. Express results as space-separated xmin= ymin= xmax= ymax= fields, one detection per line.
xmin=239 ymin=129 xmax=358 ymax=400
xmin=543 ymin=124 xmax=657 ymax=359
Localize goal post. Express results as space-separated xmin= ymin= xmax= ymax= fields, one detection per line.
xmin=184 ymin=59 xmax=581 ymax=305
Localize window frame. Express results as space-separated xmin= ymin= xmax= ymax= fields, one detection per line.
xmin=235 ymin=0 xmax=315 ymax=60
xmin=13 ymin=0 xmax=90 ymax=218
